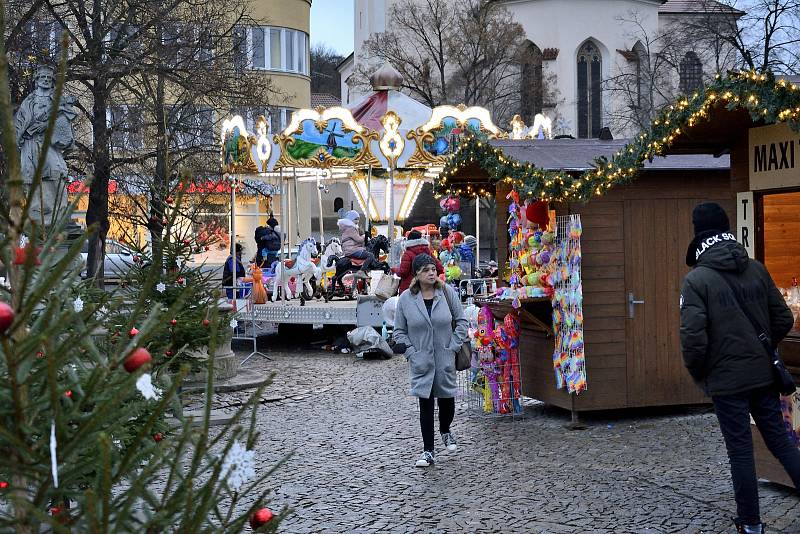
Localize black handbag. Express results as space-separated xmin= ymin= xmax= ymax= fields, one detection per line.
xmin=710 ymin=269 xmax=797 ymax=396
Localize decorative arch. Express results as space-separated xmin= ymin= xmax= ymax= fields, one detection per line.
xmin=518 ymin=40 xmax=544 ymax=123
xmin=577 ymin=39 xmax=603 ymax=138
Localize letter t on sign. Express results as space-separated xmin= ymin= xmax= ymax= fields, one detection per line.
xmin=736 ymin=191 xmax=756 ymax=258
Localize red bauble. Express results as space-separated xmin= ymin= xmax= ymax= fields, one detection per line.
xmin=177 ymin=277 xmax=185 ymax=285
xmin=202 ymin=319 xmax=210 ymax=328
xmin=49 ymin=506 xmax=62 ymax=516
xmin=249 ymin=508 xmax=274 ymax=529
xmin=170 ymin=319 xmax=177 ymax=326
xmin=65 ymin=390 xmax=72 ymax=398
xmin=153 ymin=432 xmax=163 ymax=442
xmin=133 ymin=255 xmax=141 ymax=264
xmin=165 ymin=196 xmax=174 ymax=205
xmin=0 ymin=302 xmax=14 ymax=334
xmin=123 ymin=348 xmax=152 ymax=373
xmin=182 ymin=239 xmax=190 ymax=246
xmin=129 ymin=327 xmax=139 ymax=338
xmin=165 ymin=350 xmax=173 ymax=357
xmin=36 ymin=351 xmax=44 ymax=358
xmin=204 ymin=246 xmax=210 ymax=251
xmin=0 ymin=481 xmax=9 ymax=489
xmin=13 ymin=245 xmax=41 ymax=266
xmin=162 ymin=218 xmax=168 ymax=225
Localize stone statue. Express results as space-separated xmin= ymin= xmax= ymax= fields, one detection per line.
xmin=13 ymin=65 xmax=77 ymax=225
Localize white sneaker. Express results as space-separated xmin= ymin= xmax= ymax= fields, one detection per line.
xmin=414 ymin=450 xmax=434 ymax=467
xmin=441 ymin=432 xmax=457 ymax=452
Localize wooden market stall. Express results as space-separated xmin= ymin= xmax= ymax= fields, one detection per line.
xmin=438 ymin=70 xmax=800 ymax=485
xmin=441 ymin=137 xmax=730 ymax=412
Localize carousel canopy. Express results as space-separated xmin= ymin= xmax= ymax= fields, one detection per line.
xmin=348 ymin=62 xmax=433 ymax=169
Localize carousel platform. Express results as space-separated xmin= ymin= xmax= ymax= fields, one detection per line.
xmin=246 ymin=295 xmax=384 ymax=327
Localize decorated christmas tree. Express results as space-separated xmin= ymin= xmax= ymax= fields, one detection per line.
xmin=0 ymin=34 xmax=285 ymax=532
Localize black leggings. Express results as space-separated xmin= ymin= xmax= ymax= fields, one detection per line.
xmin=419 ymin=396 xmax=455 ymax=452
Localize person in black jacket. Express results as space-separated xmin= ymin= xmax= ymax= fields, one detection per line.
xmin=254 ymin=221 xmax=281 ymax=269
xmin=680 ymin=202 xmax=800 ymax=534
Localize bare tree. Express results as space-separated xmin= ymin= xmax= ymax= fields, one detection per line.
xmin=4 ymin=0 xmax=277 ymax=283
xmin=310 ymin=43 xmax=343 ymax=98
xmin=358 ymin=0 xmax=532 ymax=124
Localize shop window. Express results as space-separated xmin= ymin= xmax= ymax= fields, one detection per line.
xmin=762 ymin=191 xmax=800 ymax=335
xmin=679 ymin=51 xmax=703 ymax=94
xmin=518 ymin=40 xmax=543 ymax=123
xmin=333 ymin=197 xmax=344 ymax=213
xmin=577 ymin=39 xmax=602 ymax=138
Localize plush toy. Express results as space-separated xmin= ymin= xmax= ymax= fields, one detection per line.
xmin=250 ymin=264 xmax=268 ymax=304
xmin=445 ymin=261 xmax=462 ymax=281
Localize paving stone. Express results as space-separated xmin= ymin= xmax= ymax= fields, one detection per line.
xmin=175 ymin=344 xmax=800 ymax=533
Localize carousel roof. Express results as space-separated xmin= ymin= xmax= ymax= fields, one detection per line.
xmin=348 ymin=62 xmax=432 ymax=168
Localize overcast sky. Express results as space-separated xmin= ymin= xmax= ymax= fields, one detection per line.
xmin=310 ymin=0 xmax=355 ymax=57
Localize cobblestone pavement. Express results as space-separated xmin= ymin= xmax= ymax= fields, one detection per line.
xmin=185 ymin=335 xmax=800 ymax=534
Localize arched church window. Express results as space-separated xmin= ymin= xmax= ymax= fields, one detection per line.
xmin=577 ymin=40 xmax=602 ymax=138
xmin=679 ymin=51 xmax=703 ymax=94
xmin=632 ymin=41 xmax=649 ymax=109
xmin=519 ymin=41 xmax=543 ymax=123
xmin=333 ymin=197 xmax=344 ymax=213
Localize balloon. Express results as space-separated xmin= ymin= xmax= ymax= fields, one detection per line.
xmin=440 ymin=215 xmax=449 ymax=228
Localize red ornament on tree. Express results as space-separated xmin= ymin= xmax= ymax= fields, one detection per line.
xmin=123 ymin=348 xmax=152 ymax=373
xmin=129 ymin=327 xmax=139 ymax=338
xmin=202 ymin=318 xmax=210 ymax=328
xmin=177 ymin=276 xmax=185 ymax=285
xmin=0 ymin=302 xmax=14 ymax=334
xmin=13 ymin=245 xmax=41 ymax=266
xmin=170 ymin=318 xmax=177 ymax=326
xmin=165 ymin=350 xmax=173 ymax=357
xmin=0 ymin=481 xmax=9 ymax=489
xmin=249 ymin=508 xmax=274 ymax=529
xmin=182 ymin=239 xmax=190 ymax=246
xmin=153 ymin=432 xmax=164 ymax=442
xmin=204 ymin=246 xmax=210 ymax=251
xmin=65 ymin=390 xmax=72 ymax=398
xmin=36 ymin=351 xmax=44 ymax=358
xmin=165 ymin=196 xmax=174 ymax=205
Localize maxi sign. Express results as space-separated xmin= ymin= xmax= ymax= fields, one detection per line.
xmin=749 ymin=122 xmax=800 ymax=190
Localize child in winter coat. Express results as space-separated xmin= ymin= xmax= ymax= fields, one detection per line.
xmin=392 ymin=230 xmax=444 ymax=293
xmin=337 ymin=210 xmax=374 ymax=275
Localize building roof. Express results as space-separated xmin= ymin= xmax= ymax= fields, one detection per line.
xmin=488 ymin=138 xmax=729 ymax=172
xmin=336 ymin=52 xmax=354 ymax=73
xmin=658 ymin=0 xmax=745 ymax=16
xmin=310 ymin=93 xmax=342 ymax=108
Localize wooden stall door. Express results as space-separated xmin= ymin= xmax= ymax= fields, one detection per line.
xmin=624 ymin=199 xmax=706 ymax=406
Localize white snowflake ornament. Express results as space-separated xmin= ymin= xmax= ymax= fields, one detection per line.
xmin=230 ymin=318 xmax=239 ymax=329
xmin=135 ymin=373 xmax=161 ymax=400
xmin=73 ymin=296 xmax=84 ymax=313
xmin=219 ymin=441 xmax=255 ymax=491
xmin=156 ymin=282 xmax=166 ymax=293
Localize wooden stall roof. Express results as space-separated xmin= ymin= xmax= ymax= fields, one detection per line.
xmin=445 ymin=138 xmax=730 ymax=185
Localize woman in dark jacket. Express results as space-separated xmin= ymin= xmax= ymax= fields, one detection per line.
xmin=392 ymin=230 xmax=443 ymax=293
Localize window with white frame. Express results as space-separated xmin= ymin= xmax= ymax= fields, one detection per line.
xmin=242 ymin=26 xmax=309 ymax=75
xmin=234 ymin=107 xmax=296 ymax=135
xmin=107 ymin=105 xmax=144 ymax=151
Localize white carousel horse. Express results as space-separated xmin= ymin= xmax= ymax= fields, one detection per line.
xmin=272 ymin=238 xmax=318 ymax=302
xmin=318 ymin=238 xmax=343 ymax=290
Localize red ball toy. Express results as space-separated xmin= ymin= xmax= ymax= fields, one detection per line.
xmin=0 ymin=302 xmax=14 ymax=334
xmin=123 ymin=348 xmax=152 ymax=373
xmin=249 ymin=508 xmax=274 ymax=529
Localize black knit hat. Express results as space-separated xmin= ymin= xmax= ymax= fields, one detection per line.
xmin=692 ymin=202 xmax=730 ymax=235
xmin=408 ymin=230 xmax=422 ymax=240
xmin=412 ymin=253 xmax=437 ymax=274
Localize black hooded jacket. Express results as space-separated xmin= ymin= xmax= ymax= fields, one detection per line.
xmin=679 ymin=231 xmax=794 ymax=396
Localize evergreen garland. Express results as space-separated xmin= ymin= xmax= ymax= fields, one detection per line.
xmin=436 ymin=71 xmax=800 ymax=202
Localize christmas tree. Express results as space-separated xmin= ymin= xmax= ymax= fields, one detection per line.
xmin=0 ymin=31 xmax=286 ymax=532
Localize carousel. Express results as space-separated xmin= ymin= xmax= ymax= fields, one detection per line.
xmin=218 ymin=63 xmax=506 ymax=327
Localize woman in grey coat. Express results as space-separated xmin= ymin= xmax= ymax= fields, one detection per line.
xmin=393 ymin=254 xmax=469 ymax=467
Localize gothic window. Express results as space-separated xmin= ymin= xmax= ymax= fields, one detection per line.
xmin=577 ymin=40 xmax=602 ymax=138
xmin=333 ymin=197 xmax=344 ymax=213
xmin=519 ymin=40 xmax=543 ymax=123
xmin=633 ymin=41 xmax=649 ymax=109
xmin=679 ymin=51 xmax=703 ymax=94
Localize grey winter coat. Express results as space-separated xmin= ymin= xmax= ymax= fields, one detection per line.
xmin=393 ymin=281 xmax=469 ymax=398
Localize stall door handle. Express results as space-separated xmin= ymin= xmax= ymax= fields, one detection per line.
xmin=628 ymin=292 xmax=645 ymax=319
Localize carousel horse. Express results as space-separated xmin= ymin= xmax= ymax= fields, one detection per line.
xmin=271 ymin=238 xmax=318 ymax=302
xmin=326 ymin=234 xmax=391 ymax=300
xmin=318 ymin=238 xmax=344 ymax=292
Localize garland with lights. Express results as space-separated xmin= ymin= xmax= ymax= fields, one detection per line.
xmin=436 ymin=71 xmax=800 ymax=202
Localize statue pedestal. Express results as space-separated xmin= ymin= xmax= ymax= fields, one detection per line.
xmin=184 ymin=300 xmax=240 ymax=384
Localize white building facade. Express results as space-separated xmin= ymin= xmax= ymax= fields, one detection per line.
xmin=339 ymin=0 xmax=741 ymax=139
